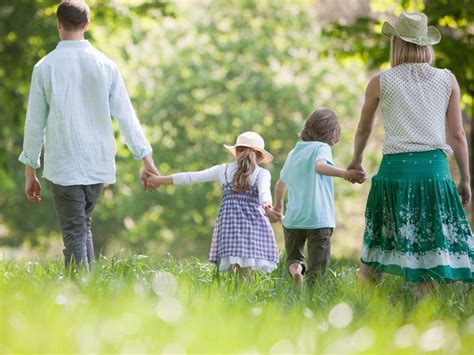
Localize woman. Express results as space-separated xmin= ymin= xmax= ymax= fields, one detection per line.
xmin=347 ymin=12 xmax=473 ymax=294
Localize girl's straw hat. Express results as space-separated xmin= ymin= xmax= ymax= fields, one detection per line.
xmin=224 ymin=131 xmax=273 ymax=164
xmin=382 ymin=12 xmax=441 ymax=46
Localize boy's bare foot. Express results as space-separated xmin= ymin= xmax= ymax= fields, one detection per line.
xmin=289 ymin=263 xmax=304 ymax=286
xmin=292 ymin=272 xmax=303 ymax=286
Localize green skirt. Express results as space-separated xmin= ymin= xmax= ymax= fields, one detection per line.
xmin=360 ymin=150 xmax=474 ymax=282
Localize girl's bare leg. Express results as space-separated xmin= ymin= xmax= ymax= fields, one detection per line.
xmin=231 ymin=263 xmax=252 ymax=281
xmin=231 ymin=263 xmax=241 ymax=273
xmin=239 ymin=267 xmax=252 ymax=281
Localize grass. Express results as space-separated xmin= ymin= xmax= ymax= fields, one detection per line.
xmin=1 ymin=255 xmax=474 ymax=354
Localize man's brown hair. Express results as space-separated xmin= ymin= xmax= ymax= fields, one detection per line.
xmin=300 ymin=108 xmax=340 ymax=145
xmin=57 ymin=0 xmax=90 ymax=31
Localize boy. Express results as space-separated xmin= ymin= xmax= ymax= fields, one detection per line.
xmin=274 ymin=108 xmax=366 ymax=285
xmin=19 ymin=0 xmax=159 ymax=270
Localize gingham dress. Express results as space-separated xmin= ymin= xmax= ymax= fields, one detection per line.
xmin=209 ymin=165 xmax=279 ymax=270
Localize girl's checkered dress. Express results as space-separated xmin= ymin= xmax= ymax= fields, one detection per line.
xmin=209 ymin=165 xmax=279 ymax=267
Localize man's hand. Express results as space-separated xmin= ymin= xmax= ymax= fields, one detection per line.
xmin=25 ymin=166 xmax=41 ymax=204
xmin=141 ymin=155 xmax=160 ymax=191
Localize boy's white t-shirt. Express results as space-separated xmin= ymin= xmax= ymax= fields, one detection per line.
xmin=280 ymin=141 xmax=335 ymax=229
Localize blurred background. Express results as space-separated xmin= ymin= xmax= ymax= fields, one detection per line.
xmin=0 ymin=0 xmax=472 ymax=260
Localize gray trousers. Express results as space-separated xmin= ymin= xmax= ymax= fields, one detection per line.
xmin=284 ymin=227 xmax=333 ymax=280
xmin=50 ymin=182 xmax=103 ymax=270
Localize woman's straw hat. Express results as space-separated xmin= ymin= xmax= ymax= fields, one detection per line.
xmin=224 ymin=131 xmax=273 ymax=164
xmin=382 ymin=12 xmax=441 ymax=46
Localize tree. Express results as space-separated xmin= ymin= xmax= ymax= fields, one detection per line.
xmin=0 ymin=0 xmax=173 ymax=249
xmin=0 ymin=0 xmax=370 ymax=257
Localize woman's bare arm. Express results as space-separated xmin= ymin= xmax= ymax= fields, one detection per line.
xmin=446 ymin=72 xmax=471 ymax=206
xmin=348 ymin=75 xmax=380 ymax=171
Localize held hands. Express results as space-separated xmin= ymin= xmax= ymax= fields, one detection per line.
xmin=143 ymin=170 xmax=161 ymax=187
xmin=345 ymin=160 xmax=368 ymax=184
xmin=263 ymin=203 xmax=283 ymax=223
xmin=344 ymin=169 xmax=368 ymax=184
xmin=141 ymin=155 xmax=160 ymax=191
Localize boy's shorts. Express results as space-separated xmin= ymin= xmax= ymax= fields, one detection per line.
xmin=284 ymin=227 xmax=333 ymax=278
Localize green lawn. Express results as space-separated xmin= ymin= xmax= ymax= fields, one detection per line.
xmin=1 ymin=256 xmax=474 ymax=354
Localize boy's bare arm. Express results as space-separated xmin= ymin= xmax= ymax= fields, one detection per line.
xmin=315 ymin=160 xmax=367 ymax=183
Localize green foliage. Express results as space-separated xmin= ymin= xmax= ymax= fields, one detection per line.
xmin=102 ymin=0 xmax=368 ymax=256
xmin=321 ymin=0 xmax=474 ymax=99
xmin=0 ymin=0 xmax=369 ymax=256
xmin=2 ymin=0 xmax=470 ymax=256
xmin=0 ymin=0 xmax=173 ymax=190
xmin=0 ymin=0 xmax=173 ymax=249
xmin=0 ymin=0 xmax=57 ymax=191
xmin=321 ymin=0 xmax=474 ymax=217
xmin=1 ymin=257 xmax=474 ymax=353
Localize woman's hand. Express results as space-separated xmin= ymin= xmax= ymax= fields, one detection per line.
xmin=347 ymin=160 xmax=365 ymax=173
xmin=457 ymin=180 xmax=472 ymax=208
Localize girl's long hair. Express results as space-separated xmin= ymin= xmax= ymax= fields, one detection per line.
xmin=232 ymin=147 xmax=261 ymax=193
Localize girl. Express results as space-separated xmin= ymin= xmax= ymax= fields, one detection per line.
xmin=145 ymin=131 xmax=281 ymax=278
xmin=347 ymin=12 xmax=473 ymax=296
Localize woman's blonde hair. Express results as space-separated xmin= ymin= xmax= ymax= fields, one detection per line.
xmin=232 ymin=147 xmax=262 ymax=193
xmin=390 ymin=36 xmax=435 ymax=67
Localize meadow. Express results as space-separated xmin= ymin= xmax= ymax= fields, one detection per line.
xmin=2 ymin=256 xmax=474 ymax=354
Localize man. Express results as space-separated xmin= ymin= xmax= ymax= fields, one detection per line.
xmin=19 ymin=0 xmax=159 ymax=270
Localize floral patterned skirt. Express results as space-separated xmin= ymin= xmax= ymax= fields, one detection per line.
xmin=360 ymin=150 xmax=474 ymax=282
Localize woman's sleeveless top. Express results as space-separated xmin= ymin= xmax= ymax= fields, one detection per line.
xmin=380 ymin=63 xmax=453 ymax=155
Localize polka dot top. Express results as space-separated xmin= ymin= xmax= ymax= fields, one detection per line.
xmin=380 ymin=63 xmax=453 ymax=155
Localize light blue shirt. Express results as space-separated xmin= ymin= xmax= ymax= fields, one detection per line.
xmin=280 ymin=141 xmax=335 ymax=229
xmin=19 ymin=40 xmax=152 ymax=186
